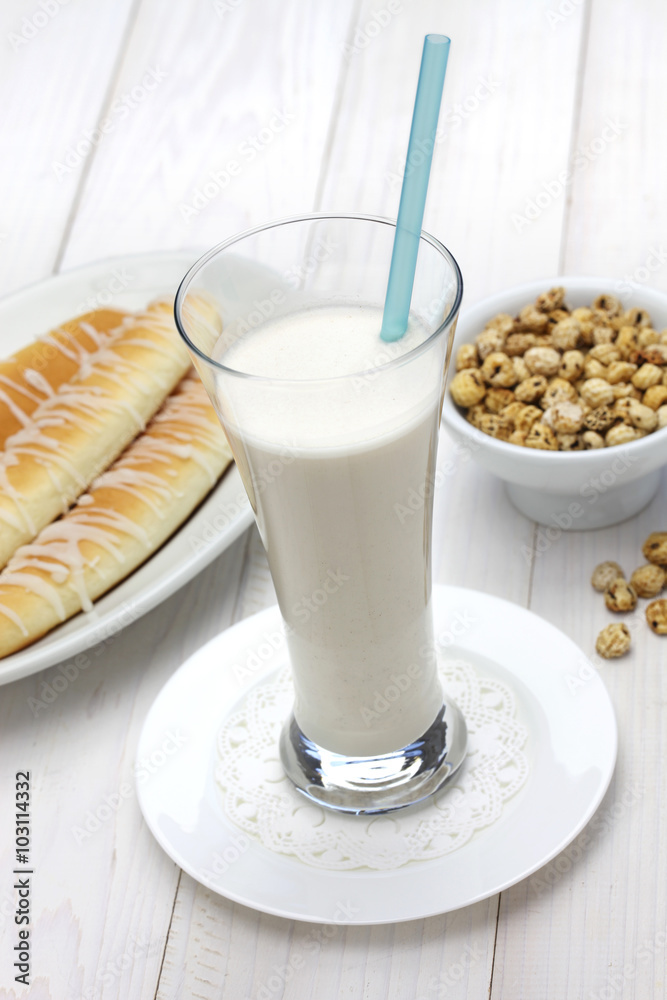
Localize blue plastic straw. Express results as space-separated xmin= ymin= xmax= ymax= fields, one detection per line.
xmin=380 ymin=34 xmax=450 ymax=342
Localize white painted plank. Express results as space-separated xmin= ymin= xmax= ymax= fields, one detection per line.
xmin=0 ymin=536 xmax=248 ymax=998
xmin=61 ymin=0 xmax=359 ymax=267
xmin=0 ymin=0 xmax=136 ymax=298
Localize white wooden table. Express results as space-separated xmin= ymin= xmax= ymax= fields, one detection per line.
xmin=1 ymin=1 xmax=666 ymax=997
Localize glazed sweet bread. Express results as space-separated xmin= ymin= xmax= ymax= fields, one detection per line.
xmin=0 ymin=374 xmax=233 ymax=657
xmin=0 ymin=308 xmax=129 ymax=448
xmin=0 ymin=299 xmax=193 ymax=570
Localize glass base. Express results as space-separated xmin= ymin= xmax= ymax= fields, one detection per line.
xmin=279 ymin=701 xmax=468 ymax=815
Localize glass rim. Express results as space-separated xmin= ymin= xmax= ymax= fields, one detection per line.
xmin=173 ymin=212 xmax=464 ymax=385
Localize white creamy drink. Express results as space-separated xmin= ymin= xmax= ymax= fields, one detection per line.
xmin=219 ymin=305 xmax=445 ymax=757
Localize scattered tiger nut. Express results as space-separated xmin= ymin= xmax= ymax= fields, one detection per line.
xmin=450 ymin=369 xmax=486 ymax=407
xmin=550 ymin=318 xmax=581 ymax=351
xmin=630 ymin=564 xmax=666 ymax=598
xmin=593 ymin=293 xmax=623 ymax=317
xmin=627 ymin=399 xmax=658 ymax=432
xmin=536 ymin=286 xmax=566 ymax=311
xmin=484 ymin=387 xmax=516 ymax=413
xmin=591 ymin=561 xmax=625 ymax=591
xmin=582 ymin=405 xmax=615 ymax=433
xmin=604 ymin=578 xmax=637 ymax=612
xmin=514 ymin=375 xmax=548 ymax=403
xmin=524 ymin=346 xmax=561 ymax=377
xmin=596 ymin=623 xmax=631 ymax=659
xmin=480 ymin=351 xmax=517 ymax=387
xmin=642 ymin=385 xmax=667 ymax=410
xmin=606 ymin=361 xmax=638 ymax=385
xmin=605 ymin=424 xmax=646 ymax=447
xmin=525 ymin=423 xmax=558 ymax=450
xmin=646 ymin=599 xmax=667 ymax=634
xmin=582 ymin=430 xmax=605 ymax=449
xmin=475 ymin=328 xmax=506 ymax=360
xmin=455 ymin=343 xmax=479 ymax=370
xmin=517 ymin=304 xmax=549 ymax=332
xmin=631 ymin=363 xmax=663 ymax=390
xmin=642 ymin=532 xmax=667 ymax=565
xmin=580 ymin=378 xmax=615 ymax=409
xmin=547 ymin=400 xmax=585 ymax=434
xmin=558 ymin=350 xmax=585 ymax=382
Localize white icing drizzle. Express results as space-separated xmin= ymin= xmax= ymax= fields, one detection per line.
xmin=0 ymin=304 xmax=187 ymax=540
xmin=0 ymin=373 xmax=228 ymax=630
xmin=23 ymin=368 xmax=56 ymax=397
xmin=0 ymin=603 xmax=28 ymax=636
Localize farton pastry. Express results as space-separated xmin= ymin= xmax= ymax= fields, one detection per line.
xmin=0 ymin=308 xmax=128 ymax=448
xmin=0 ymin=374 xmax=232 ymax=657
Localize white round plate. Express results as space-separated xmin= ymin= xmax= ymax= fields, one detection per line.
xmin=0 ymin=252 xmax=253 ymax=684
xmin=136 ymin=584 xmax=617 ymax=925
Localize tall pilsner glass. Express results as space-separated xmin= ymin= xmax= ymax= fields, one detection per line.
xmin=175 ymin=214 xmax=466 ymax=814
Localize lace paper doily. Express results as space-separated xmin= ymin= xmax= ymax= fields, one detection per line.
xmin=215 ymin=658 xmax=529 ymax=871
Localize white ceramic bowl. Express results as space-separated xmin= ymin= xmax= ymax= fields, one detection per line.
xmin=441 ymin=276 xmax=667 ymax=529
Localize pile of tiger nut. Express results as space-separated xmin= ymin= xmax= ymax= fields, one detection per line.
xmin=449 ymin=287 xmax=667 ymax=450
xmin=592 ymin=531 xmax=667 ymax=658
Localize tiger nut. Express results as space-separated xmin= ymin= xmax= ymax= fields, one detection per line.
xmin=524 ymin=346 xmax=561 ymax=377
xmin=591 ymin=561 xmax=625 ymax=592
xmin=536 ymin=287 xmax=566 ymax=311
xmin=480 ymin=351 xmax=517 ymax=387
xmin=455 ymin=343 xmax=479 ymax=370
xmin=595 ymin=623 xmax=631 ymax=659
xmin=580 ymin=378 xmax=615 ymax=409
xmin=604 ymin=579 xmax=637 ymax=612
xmin=582 ymin=430 xmax=605 ymax=449
xmin=450 ymin=369 xmax=486 ymax=407
xmin=514 ymin=375 xmax=548 ymax=403
xmin=524 ymin=423 xmax=558 ymax=450
xmin=642 ymin=532 xmax=667 ymax=565
xmin=558 ymin=350 xmax=585 ymax=382
xmin=550 ymin=318 xmax=581 ymax=351
xmin=475 ymin=328 xmax=506 ymax=360
xmin=484 ymin=388 xmax=516 ymax=413
xmin=630 ymin=564 xmax=666 ymax=598
xmin=646 ymin=599 xmax=667 ymax=635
